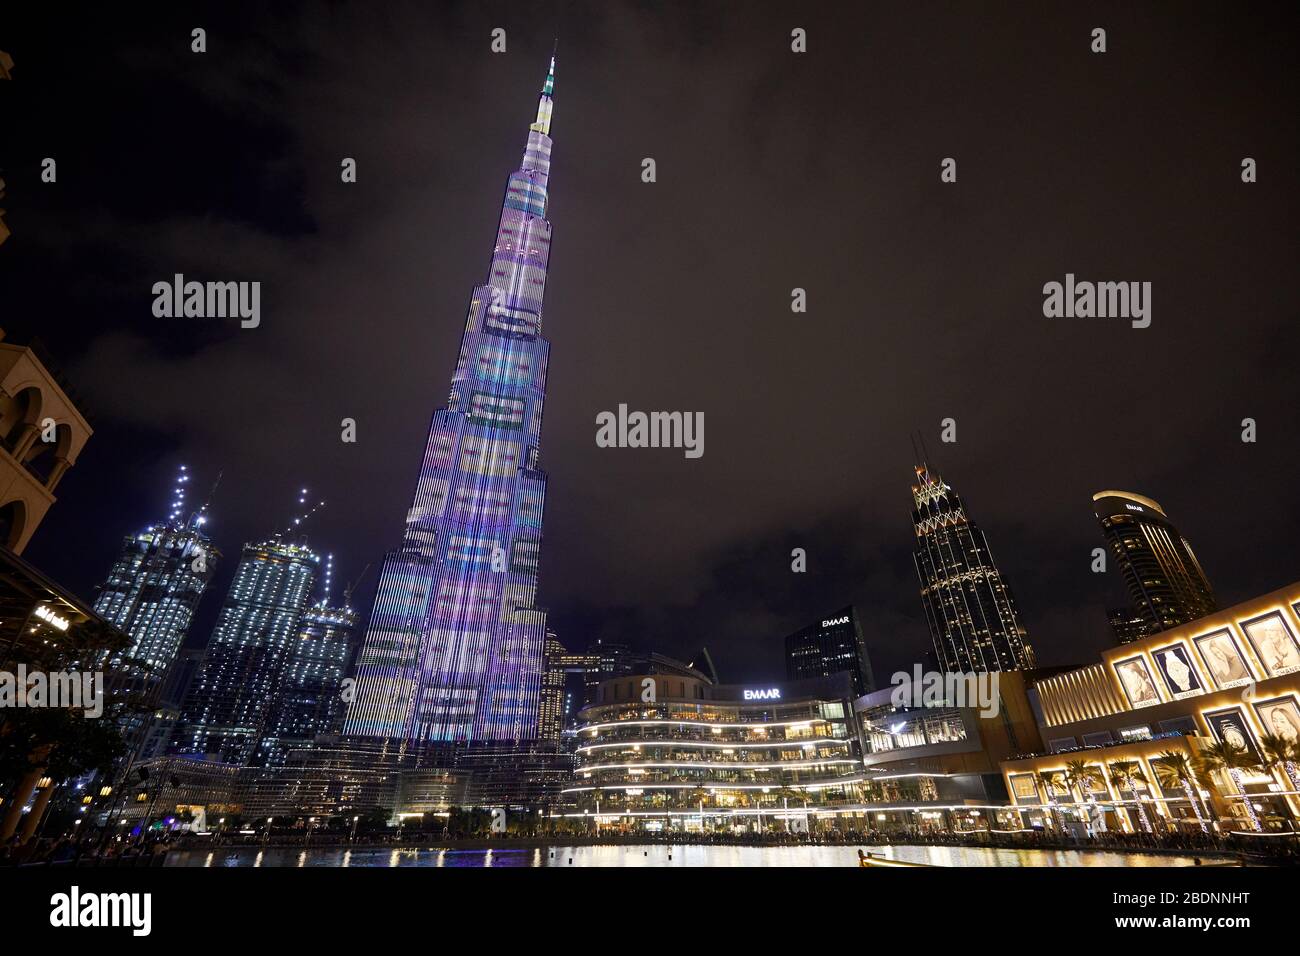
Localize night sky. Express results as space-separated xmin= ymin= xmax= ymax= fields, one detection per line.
xmin=4 ymin=2 xmax=1298 ymax=684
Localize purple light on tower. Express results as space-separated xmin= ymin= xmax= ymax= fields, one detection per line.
xmin=344 ymin=56 xmax=558 ymax=743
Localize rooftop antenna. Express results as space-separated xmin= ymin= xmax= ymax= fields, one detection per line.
xmin=190 ymin=470 xmax=223 ymax=529
xmin=918 ymin=430 xmax=934 ymax=473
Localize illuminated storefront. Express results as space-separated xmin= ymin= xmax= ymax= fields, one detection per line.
xmin=1003 ymin=580 xmax=1300 ymax=836
xmin=855 ymin=671 xmax=1045 ymax=834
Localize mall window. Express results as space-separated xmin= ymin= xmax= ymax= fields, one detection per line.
xmin=1158 ymin=716 xmax=1197 ymax=735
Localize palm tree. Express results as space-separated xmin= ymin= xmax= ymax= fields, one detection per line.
xmin=1258 ymin=734 xmax=1300 ymax=831
xmin=1153 ymin=751 xmax=1209 ymax=834
xmin=773 ymin=787 xmax=803 ymax=834
xmin=1034 ymin=771 xmax=1068 ymax=833
xmin=1063 ymin=760 xmax=1099 ymax=801
xmin=1106 ymin=761 xmax=1153 ymax=833
xmin=1195 ymin=740 xmax=1262 ymax=832
xmin=1062 ymin=760 xmax=1099 ymax=833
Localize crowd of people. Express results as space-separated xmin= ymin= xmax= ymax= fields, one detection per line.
xmin=0 ymin=832 xmax=173 ymax=867
xmin=5 ymin=820 xmax=1297 ymax=865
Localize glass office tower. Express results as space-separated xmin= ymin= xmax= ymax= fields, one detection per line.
xmin=785 ymin=605 xmax=875 ymax=697
xmin=1093 ymin=490 xmax=1216 ymax=643
xmin=345 ymin=57 xmax=559 ymax=743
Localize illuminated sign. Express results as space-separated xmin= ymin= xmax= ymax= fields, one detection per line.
xmin=33 ymin=605 xmax=70 ymax=632
xmin=822 ymin=616 xmax=850 ymax=628
xmin=743 ymin=688 xmax=782 ymax=701
xmin=1125 ymin=504 xmax=1144 ymax=513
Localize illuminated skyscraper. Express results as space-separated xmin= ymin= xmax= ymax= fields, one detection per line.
xmin=1093 ymin=490 xmax=1216 ymax=643
xmin=174 ymin=535 xmax=321 ymax=764
xmin=911 ymin=465 xmax=1033 ymax=673
xmin=538 ymin=630 xmax=566 ymax=741
xmin=345 ymin=57 xmax=558 ymax=743
xmin=92 ymin=465 xmax=219 ymax=693
xmin=258 ymin=600 xmax=358 ymax=766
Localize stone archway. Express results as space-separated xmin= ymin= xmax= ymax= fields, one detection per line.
xmin=0 ymin=498 xmax=27 ymax=551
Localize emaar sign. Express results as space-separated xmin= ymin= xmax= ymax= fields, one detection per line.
xmin=743 ymin=688 xmax=781 ymax=701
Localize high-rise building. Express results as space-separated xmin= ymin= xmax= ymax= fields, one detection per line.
xmin=345 ymin=57 xmax=559 ymax=744
xmin=785 ymin=605 xmax=875 ymax=696
xmin=93 ymin=466 xmax=219 ymax=693
xmin=1093 ymin=490 xmax=1217 ymax=643
xmin=539 ymin=630 xmax=566 ymax=741
xmin=911 ymin=465 xmax=1033 ymax=672
xmin=174 ymin=535 xmax=320 ymax=764
xmin=257 ymin=600 xmax=358 ymax=766
xmin=550 ymin=643 xmax=604 ymax=730
xmin=584 ymin=638 xmax=633 ymax=699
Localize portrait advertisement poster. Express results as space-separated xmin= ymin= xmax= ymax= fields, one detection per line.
xmin=1113 ymin=655 xmax=1160 ymax=708
xmin=1203 ymin=707 xmax=1263 ymax=764
xmin=1252 ymin=696 xmax=1300 ymax=748
xmin=1194 ymin=628 xmax=1254 ymax=689
xmin=1010 ymin=774 xmax=1039 ymax=801
xmin=1242 ymin=612 xmax=1300 ymax=677
xmin=1150 ymin=642 xmax=1202 ymax=699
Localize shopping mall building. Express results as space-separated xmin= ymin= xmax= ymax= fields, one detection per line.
xmin=1001 ymin=580 xmax=1300 ymax=837
xmin=558 ymin=672 xmax=869 ymax=833
xmin=558 ymin=666 xmax=1047 ymax=836
xmin=559 ymin=580 xmax=1300 ymax=838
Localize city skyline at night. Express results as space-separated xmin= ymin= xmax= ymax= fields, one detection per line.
xmin=3 ymin=4 xmax=1300 ymax=897
xmin=7 ymin=6 xmax=1298 ymax=688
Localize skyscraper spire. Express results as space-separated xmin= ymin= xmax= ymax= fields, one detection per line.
xmin=346 ymin=56 xmax=561 ymax=743
xmin=531 ymin=49 xmax=555 ymax=135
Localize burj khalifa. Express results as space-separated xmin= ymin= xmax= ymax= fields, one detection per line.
xmin=345 ymin=56 xmax=559 ymax=743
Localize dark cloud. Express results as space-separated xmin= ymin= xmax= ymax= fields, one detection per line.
xmin=6 ymin=1 xmax=1298 ymax=683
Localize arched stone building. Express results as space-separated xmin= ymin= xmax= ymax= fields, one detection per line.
xmin=0 ymin=330 xmax=92 ymax=553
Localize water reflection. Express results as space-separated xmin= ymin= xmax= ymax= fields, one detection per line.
xmin=170 ymin=844 xmax=1207 ymax=868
